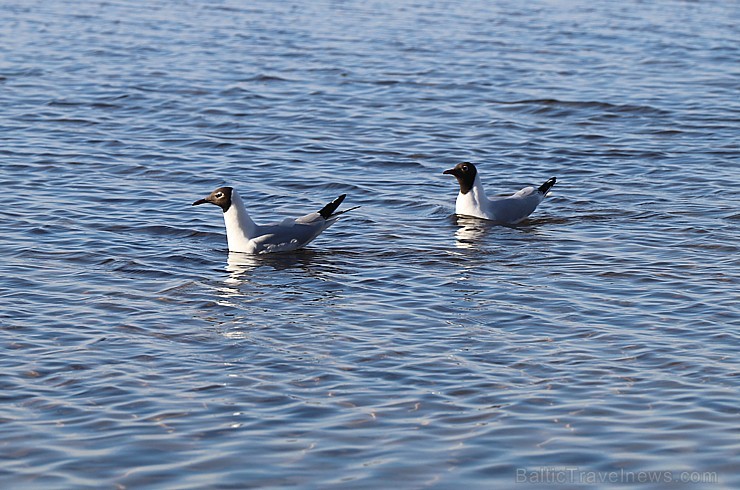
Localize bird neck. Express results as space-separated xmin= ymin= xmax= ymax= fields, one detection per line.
xmin=456 ymin=175 xmax=489 ymax=216
xmin=222 ymin=191 xmax=258 ymax=249
xmin=462 ymin=175 xmax=487 ymax=200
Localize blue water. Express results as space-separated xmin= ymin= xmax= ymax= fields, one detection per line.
xmin=1 ymin=0 xmax=739 ymax=488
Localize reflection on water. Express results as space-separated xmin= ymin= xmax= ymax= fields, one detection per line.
xmin=226 ymin=250 xmax=321 ymax=278
xmin=219 ymin=251 xmax=330 ymax=317
xmin=453 ymin=216 xmax=493 ymax=249
xmin=452 ymin=215 xmax=555 ymax=250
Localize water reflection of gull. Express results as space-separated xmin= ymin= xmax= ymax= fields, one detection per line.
xmin=225 ymin=250 xmax=318 ymax=281
xmin=454 ymin=216 xmax=493 ymax=249
xmin=215 ymin=250 xmax=344 ymax=336
xmin=215 ymin=251 xmax=320 ymax=309
xmin=453 ymin=215 xmax=552 ymax=250
xmin=226 ymin=251 xmax=263 ymax=279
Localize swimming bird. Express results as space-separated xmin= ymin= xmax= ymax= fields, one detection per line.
xmin=443 ymin=162 xmax=556 ymax=224
xmin=192 ymin=187 xmax=358 ymax=254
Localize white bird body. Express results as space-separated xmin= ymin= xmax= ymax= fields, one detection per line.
xmin=444 ymin=162 xmax=555 ymax=224
xmin=194 ymin=187 xmax=356 ymax=254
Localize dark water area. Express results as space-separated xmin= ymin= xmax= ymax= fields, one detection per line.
xmin=1 ymin=0 xmax=738 ymax=488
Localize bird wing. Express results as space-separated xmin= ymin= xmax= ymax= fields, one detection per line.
xmin=510 ymin=186 xmax=536 ymax=199
xmin=294 ymin=195 xmax=356 ymax=224
xmin=489 ymin=190 xmax=542 ymax=224
xmin=246 ymin=195 xmax=353 ymax=252
xmin=251 ymin=220 xmax=329 ymax=253
xmin=293 ymin=212 xmax=324 ymax=225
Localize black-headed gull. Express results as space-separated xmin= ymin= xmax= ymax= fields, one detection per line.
xmin=443 ymin=162 xmax=556 ymax=224
xmin=193 ymin=187 xmax=358 ymax=254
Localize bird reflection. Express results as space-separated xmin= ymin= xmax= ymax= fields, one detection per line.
xmin=212 ymin=251 xmax=323 ymax=305
xmin=225 ymin=250 xmax=319 ymax=281
xmin=452 ymin=214 xmax=553 ymax=249
xmin=453 ymin=215 xmax=496 ymax=249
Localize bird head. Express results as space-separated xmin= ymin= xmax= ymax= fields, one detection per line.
xmin=192 ymin=186 xmax=234 ymax=212
xmin=443 ymin=162 xmax=477 ymax=194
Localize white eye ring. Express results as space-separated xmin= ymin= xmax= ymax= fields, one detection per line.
xmin=215 ymin=192 xmax=224 ymax=199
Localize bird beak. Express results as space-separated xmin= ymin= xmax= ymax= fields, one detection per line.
xmin=192 ymin=198 xmax=209 ymax=206
xmin=443 ymin=168 xmax=458 ymax=176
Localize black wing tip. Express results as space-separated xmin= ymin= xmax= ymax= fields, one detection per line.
xmin=318 ymin=194 xmax=347 ymax=219
xmin=331 ymin=205 xmax=361 ymax=218
xmin=539 ymin=177 xmax=557 ymax=194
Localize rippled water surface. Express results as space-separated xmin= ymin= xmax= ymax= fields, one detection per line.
xmin=1 ymin=0 xmax=739 ymax=488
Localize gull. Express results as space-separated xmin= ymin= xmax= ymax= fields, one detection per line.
xmin=192 ymin=186 xmax=358 ymax=254
xmin=443 ymin=162 xmax=556 ymax=224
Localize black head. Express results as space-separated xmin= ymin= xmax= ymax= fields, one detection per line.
xmin=443 ymin=162 xmax=477 ymax=194
xmin=192 ymin=186 xmax=234 ymax=212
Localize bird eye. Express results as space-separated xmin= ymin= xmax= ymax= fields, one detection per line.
xmin=462 ymin=165 xmax=469 ymax=171
xmin=215 ymin=192 xmax=224 ymax=199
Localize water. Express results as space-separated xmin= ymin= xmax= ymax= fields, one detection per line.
xmin=1 ymin=0 xmax=738 ymax=488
